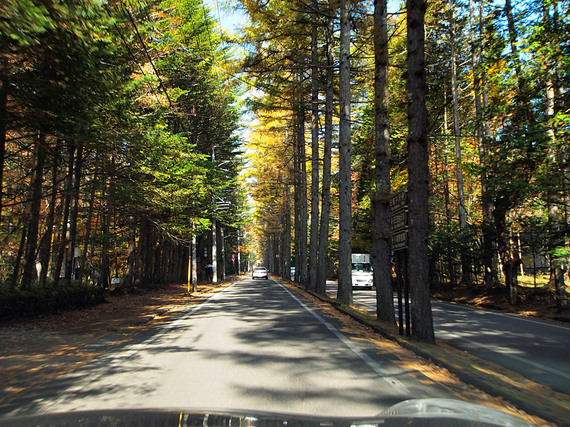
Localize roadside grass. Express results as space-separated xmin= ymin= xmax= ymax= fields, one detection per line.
xmin=517 ymin=274 xmax=549 ymax=288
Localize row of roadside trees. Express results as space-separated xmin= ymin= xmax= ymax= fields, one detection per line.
xmin=0 ymin=0 xmax=248 ymax=317
xmin=244 ymin=0 xmax=569 ymax=342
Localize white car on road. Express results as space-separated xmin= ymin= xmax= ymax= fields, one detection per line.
xmin=252 ymin=266 xmax=269 ymax=280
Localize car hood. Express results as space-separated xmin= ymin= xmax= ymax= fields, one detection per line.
xmin=0 ymin=399 xmax=533 ymax=426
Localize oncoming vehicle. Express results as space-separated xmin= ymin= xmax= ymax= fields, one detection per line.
xmin=252 ymin=266 xmax=269 ymax=280
xmin=352 ymin=253 xmax=373 ymax=290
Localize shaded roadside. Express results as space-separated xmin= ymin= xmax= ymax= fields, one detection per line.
xmin=0 ymin=279 xmax=235 ymax=413
xmin=284 ymin=279 xmax=569 ymax=427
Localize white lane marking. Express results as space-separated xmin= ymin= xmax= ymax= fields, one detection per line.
xmin=37 ymin=283 xmax=240 ymax=414
xmin=275 ymin=280 xmax=410 ymax=396
xmin=439 ymin=331 xmax=570 ymax=381
xmin=433 ymin=300 xmax=570 ymax=331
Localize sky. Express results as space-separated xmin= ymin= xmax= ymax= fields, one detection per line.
xmin=205 ymin=0 xmax=403 ymax=35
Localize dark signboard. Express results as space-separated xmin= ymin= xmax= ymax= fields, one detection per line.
xmin=390 ymin=191 xmax=408 ymax=251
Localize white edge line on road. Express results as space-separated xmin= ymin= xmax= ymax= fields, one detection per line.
xmin=433 ymin=300 xmax=570 ymax=331
xmin=37 ymin=282 xmax=240 ymax=414
xmin=275 ymin=280 xmax=410 ymax=397
xmin=441 ymin=331 xmax=570 ymax=381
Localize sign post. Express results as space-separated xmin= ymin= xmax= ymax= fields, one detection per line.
xmin=391 ymin=191 xmax=410 ymax=337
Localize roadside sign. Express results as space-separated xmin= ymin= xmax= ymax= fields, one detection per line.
xmin=390 ymin=190 xmax=408 ymax=212
xmin=390 ymin=190 xmax=410 ymax=337
xmin=391 ymin=209 xmax=407 ymax=232
xmin=390 ymin=191 xmax=408 ymax=251
xmin=392 ymin=229 xmax=408 ymax=251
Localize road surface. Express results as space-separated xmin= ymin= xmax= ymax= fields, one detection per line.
xmin=326 ymin=281 xmax=570 ymax=395
xmin=2 ymin=277 xmax=458 ymax=419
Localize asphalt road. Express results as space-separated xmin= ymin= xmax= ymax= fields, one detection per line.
xmin=3 ymin=277 xmax=458 ymax=419
xmin=326 ymin=282 xmax=570 ymax=395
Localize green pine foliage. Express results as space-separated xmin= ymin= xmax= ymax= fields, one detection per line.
xmin=0 ymin=0 xmax=246 ymax=310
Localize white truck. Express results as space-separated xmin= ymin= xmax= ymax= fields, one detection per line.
xmin=352 ymin=253 xmax=373 ymax=290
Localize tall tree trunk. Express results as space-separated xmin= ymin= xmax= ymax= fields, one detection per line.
xmin=141 ymin=218 xmax=153 ymax=285
xmin=21 ymin=132 xmax=47 ymax=290
xmin=450 ymin=0 xmax=471 ymax=283
xmin=298 ymin=104 xmax=308 ymax=286
xmin=442 ymin=108 xmax=456 ymax=284
xmin=191 ymin=233 xmax=198 ymax=292
xmin=11 ymin=219 xmax=28 ymax=291
xmin=372 ymin=0 xmax=395 ymax=324
xmin=38 ymin=138 xmax=62 ymax=287
xmin=406 ymin=0 xmax=435 ymax=343
xmin=0 ymin=80 xmax=7 ymax=222
xmin=65 ymin=143 xmax=83 ymax=286
xmin=124 ymin=216 xmax=137 ymax=288
xmin=337 ymin=0 xmax=353 ymax=306
xmin=543 ymin=1 xmax=567 ymax=310
xmin=493 ymin=198 xmax=518 ymax=304
xmin=293 ymin=117 xmax=301 ymax=283
xmin=52 ymin=144 xmax=75 ymax=287
xmin=100 ymin=160 xmax=116 ymax=289
xmin=212 ymin=218 xmax=218 ymax=284
xmin=471 ymin=0 xmax=497 ymax=288
xmin=316 ymin=15 xmax=335 ymax=297
xmin=293 ymin=89 xmax=308 ymax=285
xmin=80 ymin=175 xmax=97 ymax=285
xmin=308 ymin=9 xmax=320 ymax=292
xmin=221 ymin=226 xmax=226 ymax=280
xmin=283 ymin=180 xmax=292 ymax=281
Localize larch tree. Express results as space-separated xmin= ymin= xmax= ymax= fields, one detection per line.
xmin=337 ymin=0 xmax=353 ymax=306
xmin=372 ymin=0 xmax=396 ymax=324
xmin=406 ymin=0 xmax=435 ymax=343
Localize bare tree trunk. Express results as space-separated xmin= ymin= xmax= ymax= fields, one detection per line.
xmin=406 ymin=0 xmax=435 ymax=343
xmin=11 ymin=219 xmax=27 ymax=291
xmin=493 ymin=199 xmax=518 ymax=304
xmin=0 ymin=80 xmax=7 ymax=222
xmin=337 ymin=0 xmax=353 ymax=306
xmin=293 ymin=107 xmax=301 ymax=282
xmin=52 ymin=144 xmax=75 ymax=287
xmin=191 ymin=233 xmax=198 ymax=292
xmin=450 ymin=0 xmax=471 ymax=283
xmin=39 ymin=139 xmax=62 ymax=287
xmin=543 ymin=2 xmax=567 ymax=310
xmin=124 ymin=216 xmax=137 ymax=288
xmin=372 ymin=0 xmax=395 ymax=324
xmin=298 ymin=105 xmax=308 ymax=285
xmin=283 ymin=180 xmax=292 ymax=281
xmin=212 ymin=218 xmax=218 ymax=284
xmin=21 ymin=132 xmax=47 ymax=290
xmin=65 ymin=144 xmax=83 ymax=286
xmin=470 ymin=0 xmax=497 ymax=287
xmin=293 ymin=89 xmax=308 ymax=285
xmin=442 ymin=108 xmax=456 ymax=284
xmin=308 ymin=9 xmax=320 ymax=292
xmin=80 ymin=174 xmax=97 ymax=285
xmin=316 ymin=15 xmax=335 ymax=297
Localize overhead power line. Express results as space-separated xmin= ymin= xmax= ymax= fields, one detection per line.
xmin=429 ymin=125 xmax=570 ymax=140
xmin=123 ymin=7 xmax=173 ymax=107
